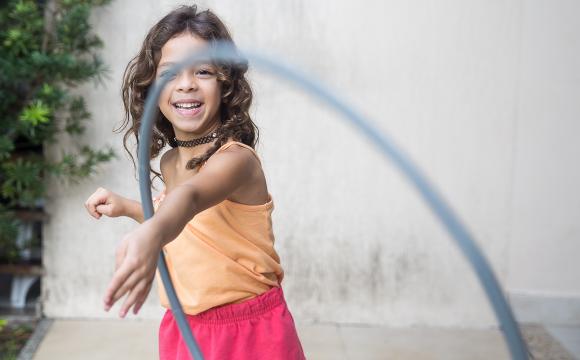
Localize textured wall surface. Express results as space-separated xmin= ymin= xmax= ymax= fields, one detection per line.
xmin=42 ymin=0 xmax=580 ymax=327
xmin=506 ymin=0 xmax=580 ymax=325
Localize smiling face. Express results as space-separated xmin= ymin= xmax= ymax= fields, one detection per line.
xmin=156 ymin=32 xmax=222 ymax=139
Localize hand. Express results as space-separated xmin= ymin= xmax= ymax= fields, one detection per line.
xmin=85 ymin=187 xmax=128 ymax=219
xmin=103 ymin=220 xmax=162 ymax=317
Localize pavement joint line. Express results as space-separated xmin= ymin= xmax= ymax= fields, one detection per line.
xmin=17 ymin=318 xmax=54 ymax=360
xmin=335 ymin=323 xmax=350 ymax=360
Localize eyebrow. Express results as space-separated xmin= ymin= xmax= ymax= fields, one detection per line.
xmin=158 ymin=62 xmax=176 ymax=70
xmin=158 ymin=60 xmax=215 ymax=70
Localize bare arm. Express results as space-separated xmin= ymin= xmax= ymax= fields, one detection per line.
xmin=121 ymin=150 xmax=180 ymax=224
xmin=150 ymin=145 xmax=255 ymax=246
xmin=84 ymin=188 xmax=144 ymax=223
xmin=102 ymin=145 xmax=257 ymax=317
xmin=123 ymin=198 xmax=145 ymax=223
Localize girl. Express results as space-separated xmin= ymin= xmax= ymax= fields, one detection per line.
xmin=84 ymin=5 xmax=306 ymax=360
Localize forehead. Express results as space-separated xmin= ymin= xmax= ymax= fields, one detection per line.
xmin=158 ymin=33 xmax=209 ymax=67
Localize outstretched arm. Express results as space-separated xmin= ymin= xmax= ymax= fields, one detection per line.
xmin=102 ymin=145 xmax=256 ymax=317
xmin=84 ymin=188 xmax=145 ymax=223
xmin=151 ymin=147 xmax=255 ymax=246
xmin=124 ymin=199 xmax=145 ymax=224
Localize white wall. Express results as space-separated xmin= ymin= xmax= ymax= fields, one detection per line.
xmin=42 ymin=0 xmax=580 ymax=327
xmin=507 ymin=0 xmax=580 ymax=325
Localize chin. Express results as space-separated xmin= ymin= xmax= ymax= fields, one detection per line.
xmin=177 ymin=127 xmax=214 ymax=138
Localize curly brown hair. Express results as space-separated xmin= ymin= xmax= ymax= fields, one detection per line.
xmin=116 ymin=5 xmax=257 ymax=181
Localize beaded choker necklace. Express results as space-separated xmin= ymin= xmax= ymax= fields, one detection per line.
xmin=173 ymin=130 xmax=218 ymax=147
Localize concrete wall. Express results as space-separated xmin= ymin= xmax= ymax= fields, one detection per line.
xmin=42 ymin=0 xmax=580 ymax=327
xmin=507 ymin=0 xmax=580 ymax=325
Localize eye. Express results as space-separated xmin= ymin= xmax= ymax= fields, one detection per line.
xmin=158 ymin=70 xmax=176 ymax=80
xmin=195 ymin=67 xmax=215 ymax=79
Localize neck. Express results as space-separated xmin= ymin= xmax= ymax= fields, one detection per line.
xmin=172 ymin=123 xmax=222 ymax=167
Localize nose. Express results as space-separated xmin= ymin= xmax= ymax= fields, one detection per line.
xmin=175 ymin=69 xmax=198 ymax=92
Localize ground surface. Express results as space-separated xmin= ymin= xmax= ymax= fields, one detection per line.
xmin=22 ymin=320 xmax=577 ymax=360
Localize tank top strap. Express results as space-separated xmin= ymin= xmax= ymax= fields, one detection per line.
xmin=215 ymin=141 xmax=261 ymax=164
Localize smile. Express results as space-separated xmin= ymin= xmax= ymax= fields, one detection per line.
xmin=174 ymin=102 xmax=201 ymax=109
xmin=172 ymin=101 xmax=204 ymax=117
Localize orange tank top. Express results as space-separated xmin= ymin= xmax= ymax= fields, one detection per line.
xmin=152 ymin=141 xmax=284 ymax=315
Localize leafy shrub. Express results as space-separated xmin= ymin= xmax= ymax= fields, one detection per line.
xmin=0 ymin=0 xmax=114 ymax=262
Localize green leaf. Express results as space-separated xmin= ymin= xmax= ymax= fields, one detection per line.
xmin=40 ymin=83 xmax=54 ymax=97
xmin=1 ymin=157 xmax=45 ymax=206
xmin=6 ymin=28 xmax=22 ymax=42
xmin=0 ymin=136 xmax=15 ymax=160
xmin=48 ymin=145 xmax=115 ymax=182
xmin=65 ymin=96 xmax=89 ymax=134
xmin=19 ymin=100 xmax=51 ymax=126
xmin=12 ymin=0 xmax=37 ymax=16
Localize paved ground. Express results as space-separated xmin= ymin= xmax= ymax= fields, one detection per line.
xmin=27 ymin=319 xmax=577 ymax=360
xmin=545 ymin=325 xmax=580 ymax=359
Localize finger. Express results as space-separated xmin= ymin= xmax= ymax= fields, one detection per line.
xmin=85 ymin=197 xmax=101 ymax=219
xmin=109 ymin=267 xmax=142 ymax=308
xmin=86 ymin=192 xmax=106 ymax=219
xmin=133 ymin=299 xmax=145 ymax=315
xmin=115 ymin=244 xmax=127 ymax=271
xmin=103 ymin=260 xmax=136 ymax=309
xmin=133 ymin=282 xmax=153 ymax=315
xmin=132 ymin=299 xmax=144 ymax=315
xmin=119 ymin=280 xmax=147 ymax=318
xmin=96 ymin=204 xmax=112 ymax=217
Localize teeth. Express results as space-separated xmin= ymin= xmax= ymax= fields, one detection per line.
xmin=174 ymin=102 xmax=201 ymax=109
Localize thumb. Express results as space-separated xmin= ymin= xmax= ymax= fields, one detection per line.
xmin=96 ymin=203 xmax=113 ymax=217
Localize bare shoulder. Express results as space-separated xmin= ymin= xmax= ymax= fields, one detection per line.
xmin=159 ymin=148 xmax=178 ymax=181
xmin=204 ymin=142 xmax=268 ymax=205
xmin=216 ymin=143 xmax=259 ymax=166
xmin=204 ymin=144 xmax=261 ymax=176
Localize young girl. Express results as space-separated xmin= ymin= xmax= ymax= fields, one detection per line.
xmin=84 ymin=5 xmax=306 ymax=360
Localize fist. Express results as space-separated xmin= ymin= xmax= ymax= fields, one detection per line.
xmin=85 ymin=187 xmax=127 ymax=219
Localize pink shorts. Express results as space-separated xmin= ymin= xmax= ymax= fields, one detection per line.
xmin=159 ymin=286 xmax=306 ymax=360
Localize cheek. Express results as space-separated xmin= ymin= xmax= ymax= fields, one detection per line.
xmin=157 ymin=87 xmax=174 ymax=120
xmin=216 ymin=83 xmax=222 ymax=102
xmin=212 ymin=85 xmax=223 ymax=108
xmin=158 ymin=86 xmax=172 ymax=107
xmin=202 ymin=80 xmax=221 ymax=102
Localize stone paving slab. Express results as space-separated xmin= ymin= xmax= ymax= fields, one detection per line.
xmin=30 ymin=320 xmax=575 ymax=360
xmin=545 ymin=325 xmax=580 ymax=359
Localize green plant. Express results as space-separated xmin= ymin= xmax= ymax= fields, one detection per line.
xmin=0 ymin=319 xmax=35 ymax=360
xmin=0 ymin=0 xmax=114 ymax=263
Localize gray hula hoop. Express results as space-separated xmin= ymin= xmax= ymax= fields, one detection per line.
xmin=137 ymin=42 xmax=529 ymax=360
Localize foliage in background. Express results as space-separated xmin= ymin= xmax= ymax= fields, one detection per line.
xmin=0 ymin=318 xmax=35 ymax=360
xmin=0 ymin=0 xmax=114 ymax=262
